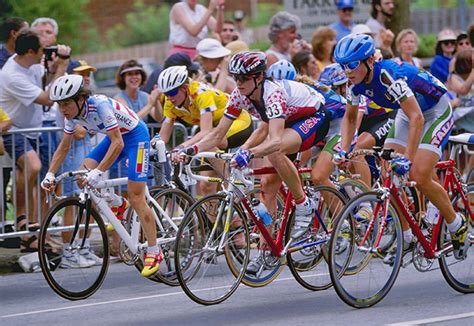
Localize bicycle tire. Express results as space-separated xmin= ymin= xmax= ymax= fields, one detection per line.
xmin=328 ymin=191 xmax=403 ymax=308
xmin=286 ymin=185 xmax=346 ymax=291
xmin=132 ymin=188 xmax=195 ymax=286
xmin=175 ymin=193 xmax=250 ymax=305
xmin=438 ymin=183 xmax=474 ymax=293
xmin=38 ymin=197 xmax=109 ymax=300
xmin=236 ymin=187 xmax=286 ymax=288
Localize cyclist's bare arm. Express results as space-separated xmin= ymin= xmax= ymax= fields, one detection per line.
xmin=48 ymin=133 xmax=73 ymax=174
xmin=181 ymin=111 xmax=213 ymax=147
xmin=399 ymin=96 xmax=424 ymax=161
xmin=159 ymin=119 xmax=174 ymax=144
xmin=241 ymin=121 xmax=268 ymax=151
xmin=97 ymin=127 xmax=124 ymax=172
xmin=248 ymin=118 xmax=283 ymax=157
xmin=340 ymin=104 xmax=359 ymax=152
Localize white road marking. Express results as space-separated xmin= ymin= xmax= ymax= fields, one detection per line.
xmin=1 ymin=273 xmax=326 ymax=319
xmin=386 ymin=311 xmax=474 ymax=325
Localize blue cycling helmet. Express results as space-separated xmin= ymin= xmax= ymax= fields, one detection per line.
xmin=334 ymin=34 xmax=375 ymax=64
xmin=319 ymin=63 xmax=348 ymax=87
xmin=266 ymin=59 xmax=297 ymax=80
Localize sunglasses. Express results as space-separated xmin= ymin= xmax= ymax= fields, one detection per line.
xmin=342 ymin=8 xmax=353 ymax=12
xmin=441 ymin=40 xmax=455 ymax=46
xmin=232 ymin=74 xmax=253 ymax=83
xmin=339 ymin=61 xmax=361 ymax=71
xmin=458 ymin=41 xmax=470 ymax=46
xmin=164 ymin=88 xmax=179 ymax=97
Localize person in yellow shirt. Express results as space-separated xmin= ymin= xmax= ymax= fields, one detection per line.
xmin=156 ymin=65 xmax=253 ymax=195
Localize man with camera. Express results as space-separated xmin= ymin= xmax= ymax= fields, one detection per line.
xmin=0 ymin=28 xmax=70 ymax=254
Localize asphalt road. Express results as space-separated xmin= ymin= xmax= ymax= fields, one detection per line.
xmin=1 ymin=261 xmax=474 ymax=326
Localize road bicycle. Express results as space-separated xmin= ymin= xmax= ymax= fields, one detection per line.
xmin=328 ymin=133 xmax=474 ymax=308
xmin=38 ymin=170 xmax=193 ymax=300
xmin=173 ymin=151 xmax=347 ymax=305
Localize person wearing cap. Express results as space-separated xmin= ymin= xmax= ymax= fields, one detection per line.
xmin=329 ymin=0 xmax=354 ymax=42
xmin=394 ymin=29 xmax=422 ymax=69
xmin=431 ymin=28 xmax=457 ymax=84
xmin=169 ymin=0 xmax=225 ymax=59
xmin=196 ymin=38 xmax=235 ymax=93
xmin=266 ymin=11 xmax=302 ymax=66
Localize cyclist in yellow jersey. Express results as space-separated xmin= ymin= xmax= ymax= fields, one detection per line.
xmin=156 ymin=65 xmax=253 ymax=195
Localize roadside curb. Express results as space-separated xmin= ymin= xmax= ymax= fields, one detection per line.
xmin=0 ymin=247 xmax=22 ymax=274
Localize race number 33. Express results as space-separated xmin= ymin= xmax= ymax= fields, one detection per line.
xmin=266 ymin=102 xmax=283 ymax=118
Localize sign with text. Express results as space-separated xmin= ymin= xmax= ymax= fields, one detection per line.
xmin=284 ymin=0 xmax=372 ymax=40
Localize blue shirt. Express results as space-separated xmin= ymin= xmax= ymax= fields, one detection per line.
xmin=430 ymin=54 xmax=452 ymax=84
xmin=117 ymin=90 xmax=149 ymax=122
xmin=329 ymin=21 xmax=352 ymax=42
xmin=348 ymin=60 xmax=447 ymax=112
xmin=0 ymin=44 xmax=12 ymax=69
xmin=309 ymin=84 xmax=347 ymax=120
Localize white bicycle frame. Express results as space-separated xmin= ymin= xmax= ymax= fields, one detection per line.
xmin=52 ymin=171 xmax=180 ymax=256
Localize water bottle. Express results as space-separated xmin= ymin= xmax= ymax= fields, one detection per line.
xmin=152 ymin=134 xmax=167 ymax=163
xmin=251 ymin=199 xmax=272 ymax=226
xmin=423 ymin=201 xmax=440 ymax=226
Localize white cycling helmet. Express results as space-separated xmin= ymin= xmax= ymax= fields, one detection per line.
xmin=157 ymin=65 xmax=188 ymax=93
xmin=50 ymin=75 xmax=84 ymax=101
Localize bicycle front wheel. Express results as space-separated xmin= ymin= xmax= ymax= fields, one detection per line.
xmin=175 ymin=193 xmax=250 ymax=305
xmin=439 ymin=183 xmax=474 ymax=293
xmin=328 ymin=192 xmax=403 ymax=308
xmin=286 ymin=185 xmax=346 ymax=291
xmin=38 ymin=197 xmax=109 ymax=300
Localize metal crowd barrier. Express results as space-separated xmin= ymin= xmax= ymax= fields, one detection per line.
xmin=0 ymin=122 xmax=189 ymax=241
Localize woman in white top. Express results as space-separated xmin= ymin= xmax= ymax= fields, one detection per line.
xmin=395 ymin=28 xmax=422 ymax=69
xmin=169 ymin=0 xmax=225 ymax=59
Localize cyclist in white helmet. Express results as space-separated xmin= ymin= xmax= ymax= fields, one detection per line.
xmin=41 ymin=75 xmax=163 ymax=277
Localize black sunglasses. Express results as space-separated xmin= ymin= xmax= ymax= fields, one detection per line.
xmin=232 ymin=74 xmax=253 ymax=83
xmin=441 ymin=40 xmax=455 ymax=46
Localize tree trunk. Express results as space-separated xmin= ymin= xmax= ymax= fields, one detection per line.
xmin=386 ymin=0 xmax=411 ymax=53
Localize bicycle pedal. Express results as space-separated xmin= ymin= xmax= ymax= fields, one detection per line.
xmin=401 ymin=257 xmax=413 ymax=268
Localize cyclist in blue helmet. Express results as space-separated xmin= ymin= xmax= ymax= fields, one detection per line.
xmin=319 ymin=63 xmax=348 ymax=96
xmin=334 ymin=34 xmax=469 ymax=260
xmin=266 ymin=59 xmax=297 ymax=81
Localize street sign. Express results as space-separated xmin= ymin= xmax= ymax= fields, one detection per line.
xmin=284 ymin=0 xmax=372 ymax=40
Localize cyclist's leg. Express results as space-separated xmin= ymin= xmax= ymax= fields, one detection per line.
xmin=352 ymin=132 xmax=376 ymax=188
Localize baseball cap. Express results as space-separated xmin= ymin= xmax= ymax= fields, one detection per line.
xmin=67 ymin=59 xmax=97 ymax=74
xmin=197 ymin=38 xmax=231 ymax=59
xmin=336 ymin=0 xmax=354 ymax=10
xmin=351 ymin=24 xmax=373 ymax=36
xmin=437 ymin=29 xmax=457 ymax=42
xmin=163 ymin=52 xmax=200 ymax=71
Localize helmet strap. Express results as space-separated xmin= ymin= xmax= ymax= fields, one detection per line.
xmin=73 ymin=97 xmax=85 ymax=119
xmin=246 ymin=74 xmax=262 ymax=99
xmin=362 ymin=60 xmax=372 ymax=84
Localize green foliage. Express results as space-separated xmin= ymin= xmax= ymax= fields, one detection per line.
xmin=416 ymin=33 xmax=437 ymax=58
xmin=2 ymin=0 xmax=94 ymax=53
xmin=106 ymin=1 xmax=170 ymax=48
xmin=250 ymin=40 xmax=271 ymax=52
xmin=247 ymin=3 xmax=284 ymax=27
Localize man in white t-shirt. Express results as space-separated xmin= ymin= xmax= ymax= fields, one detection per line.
xmin=0 ymin=28 xmax=70 ymax=233
xmin=365 ymin=0 xmax=395 ymax=48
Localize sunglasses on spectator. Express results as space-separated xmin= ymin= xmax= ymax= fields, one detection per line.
xmin=164 ymin=88 xmax=180 ymax=97
xmin=441 ymin=40 xmax=456 ymax=46
xmin=339 ymin=61 xmax=361 ymax=71
xmin=457 ymin=41 xmax=470 ymax=46
xmin=232 ymin=74 xmax=253 ymax=83
xmin=342 ymin=8 xmax=353 ymax=12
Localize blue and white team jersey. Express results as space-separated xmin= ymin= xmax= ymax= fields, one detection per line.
xmin=64 ymin=95 xmax=140 ymax=136
xmin=311 ymin=85 xmax=346 ymax=120
xmin=347 ymin=60 xmax=447 ymax=112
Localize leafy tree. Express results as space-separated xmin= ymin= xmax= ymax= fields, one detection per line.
xmin=0 ymin=0 xmax=103 ymax=54
xmin=106 ymin=1 xmax=170 ymax=48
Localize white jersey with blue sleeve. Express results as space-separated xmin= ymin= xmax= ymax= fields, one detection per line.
xmin=64 ymin=95 xmax=140 ymax=136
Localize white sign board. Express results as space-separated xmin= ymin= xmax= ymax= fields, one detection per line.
xmin=284 ymin=0 xmax=372 ymax=40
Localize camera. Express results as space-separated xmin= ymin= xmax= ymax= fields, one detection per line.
xmin=44 ymin=45 xmax=58 ymax=62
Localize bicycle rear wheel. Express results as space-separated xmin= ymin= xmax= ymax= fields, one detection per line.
xmin=328 ymin=192 xmax=403 ymax=308
xmin=175 ymin=193 xmax=250 ymax=305
xmin=38 ymin=197 xmax=109 ymax=300
xmin=132 ymin=188 xmax=194 ymax=286
xmin=439 ymin=183 xmax=474 ymax=293
xmin=286 ymin=185 xmax=346 ymax=291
